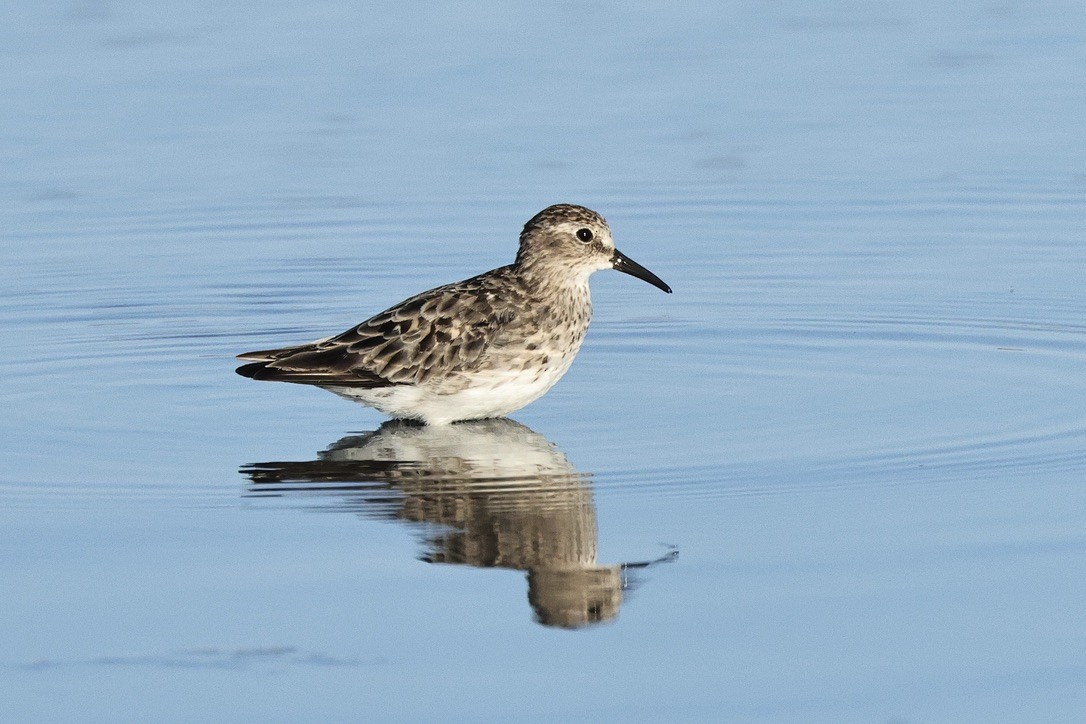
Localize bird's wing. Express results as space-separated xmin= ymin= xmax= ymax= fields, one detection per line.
xmin=236 ymin=268 xmax=520 ymax=387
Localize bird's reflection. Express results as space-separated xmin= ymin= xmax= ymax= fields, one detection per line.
xmin=241 ymin=418 xmax=675 ymax=629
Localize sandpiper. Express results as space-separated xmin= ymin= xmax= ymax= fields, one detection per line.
xmin=236 ymin=204 xmax=671 ymax=424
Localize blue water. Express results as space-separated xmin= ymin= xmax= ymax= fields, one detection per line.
xmin=3 ymin=2 xmax=1086 ymax=721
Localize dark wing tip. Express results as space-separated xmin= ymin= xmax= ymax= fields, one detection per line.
xmin=237 ymin=346 xmax=289 ymax=361
xmin=236 ymin=361 xmax=271 ymax=379
xmin=235 ymin=360 xmax=391 ymax=388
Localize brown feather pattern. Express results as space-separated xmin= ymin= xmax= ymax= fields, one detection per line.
xmin=237 ymin=265 xmax=537 ymax=388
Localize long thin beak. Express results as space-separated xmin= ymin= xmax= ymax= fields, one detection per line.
xmin=611 ymin=249 xmax=672 ymax=293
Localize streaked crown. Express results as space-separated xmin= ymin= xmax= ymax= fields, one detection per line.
xmin=515 ymin=204 xmax=615 ymax=272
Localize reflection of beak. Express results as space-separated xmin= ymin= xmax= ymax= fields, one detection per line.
xmin=611 ymin=249 xmax=672 ymax=293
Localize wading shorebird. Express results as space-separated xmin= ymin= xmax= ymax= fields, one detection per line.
xmin=236 ymin=204 xmax=671 ymax=424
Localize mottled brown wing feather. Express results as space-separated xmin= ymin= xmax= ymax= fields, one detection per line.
xmin=236 ymin=266 xmax=522 ymax=388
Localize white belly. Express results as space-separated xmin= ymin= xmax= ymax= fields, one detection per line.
xmin=328 ymin=358 xmax=574 ymax=425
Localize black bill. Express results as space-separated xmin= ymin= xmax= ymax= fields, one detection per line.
xmin=611 ymin=249 xmax=672 ymax=293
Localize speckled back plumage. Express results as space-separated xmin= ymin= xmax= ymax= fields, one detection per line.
xmin=237 ymin=264 xmax=589 ymax=389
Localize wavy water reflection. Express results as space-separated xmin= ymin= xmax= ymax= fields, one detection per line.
xmin=241 ymin=419 xmax=676 ymax=629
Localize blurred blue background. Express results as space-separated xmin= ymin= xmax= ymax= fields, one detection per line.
xmin=3 ymin=2 xmax=1085 ymax=722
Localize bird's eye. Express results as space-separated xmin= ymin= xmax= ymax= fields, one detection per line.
xmin=576 ymin=228 xmax=593 ymax=242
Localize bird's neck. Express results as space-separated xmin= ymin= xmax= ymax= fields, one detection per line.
xmin=515 ymin=258 xmax=593 ymax=296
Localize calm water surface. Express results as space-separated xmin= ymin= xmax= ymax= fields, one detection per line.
xmin=3 ymin=2 xmax=1085 ymax=722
